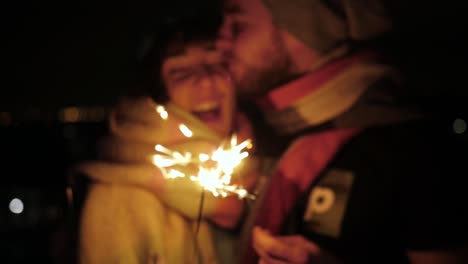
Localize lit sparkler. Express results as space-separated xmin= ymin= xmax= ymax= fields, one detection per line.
xmin=152 ymin=104 xmax=254 ymax=200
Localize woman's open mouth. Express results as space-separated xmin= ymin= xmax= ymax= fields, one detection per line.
xmin=192 ymin=102 xmax=222 ymax=124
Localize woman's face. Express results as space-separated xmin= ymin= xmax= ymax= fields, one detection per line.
xmin=161 ymin=41 xmax=236 ymax=137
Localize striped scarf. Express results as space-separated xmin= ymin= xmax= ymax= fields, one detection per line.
xmin=240 ymin=52 xmax=425 ymax=263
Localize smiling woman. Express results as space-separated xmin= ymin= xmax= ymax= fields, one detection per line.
xmin=131 ymin=12 xmax=236 ymax=138
xmin=161 ymin=42 xmax=235 ymax=137
xmin=73 ymin=10 xmax=263 ymax=264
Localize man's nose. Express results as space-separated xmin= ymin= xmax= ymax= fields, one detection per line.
xmin=215 ymin=17 xmax=233 ymax=53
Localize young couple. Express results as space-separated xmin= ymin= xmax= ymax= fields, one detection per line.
xmin=76 ymin=0 xmax=468 ymax=263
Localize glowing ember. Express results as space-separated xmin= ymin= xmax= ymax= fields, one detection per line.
xmin=179 ymin=124 xmax=193 ymax=138
xmin=156 ymin=105 xmax=168 ymax=120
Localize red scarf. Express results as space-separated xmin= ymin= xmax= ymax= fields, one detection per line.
xmin=240 ymin=54 xmax=375 ymax=263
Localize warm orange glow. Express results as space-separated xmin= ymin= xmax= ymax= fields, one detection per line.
xmin=62 ymin=107 xmax=80 ymax=122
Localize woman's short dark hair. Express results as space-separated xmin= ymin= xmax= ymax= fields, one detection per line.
xmin=134 ymin=6 xmax=222 ymax=103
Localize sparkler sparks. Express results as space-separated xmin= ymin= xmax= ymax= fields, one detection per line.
xmin=179 ymin=124 xmax=193 ymax=138
xmin=152 ymin=103 xmax=254 ymax=200
xmin=156 ymin=105 xmax=168 ymax=120
xmin=154 ymin=135 xmax=253 ymax=199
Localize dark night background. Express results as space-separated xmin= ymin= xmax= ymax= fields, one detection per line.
xmin=1 ymin=1 xmax=467 ymax=263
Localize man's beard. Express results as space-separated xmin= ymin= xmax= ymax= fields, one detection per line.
xmin=233 ymin=58 xmax=292 ymax=98
xmin=227 ymin=38 xmax=293 ymax=99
